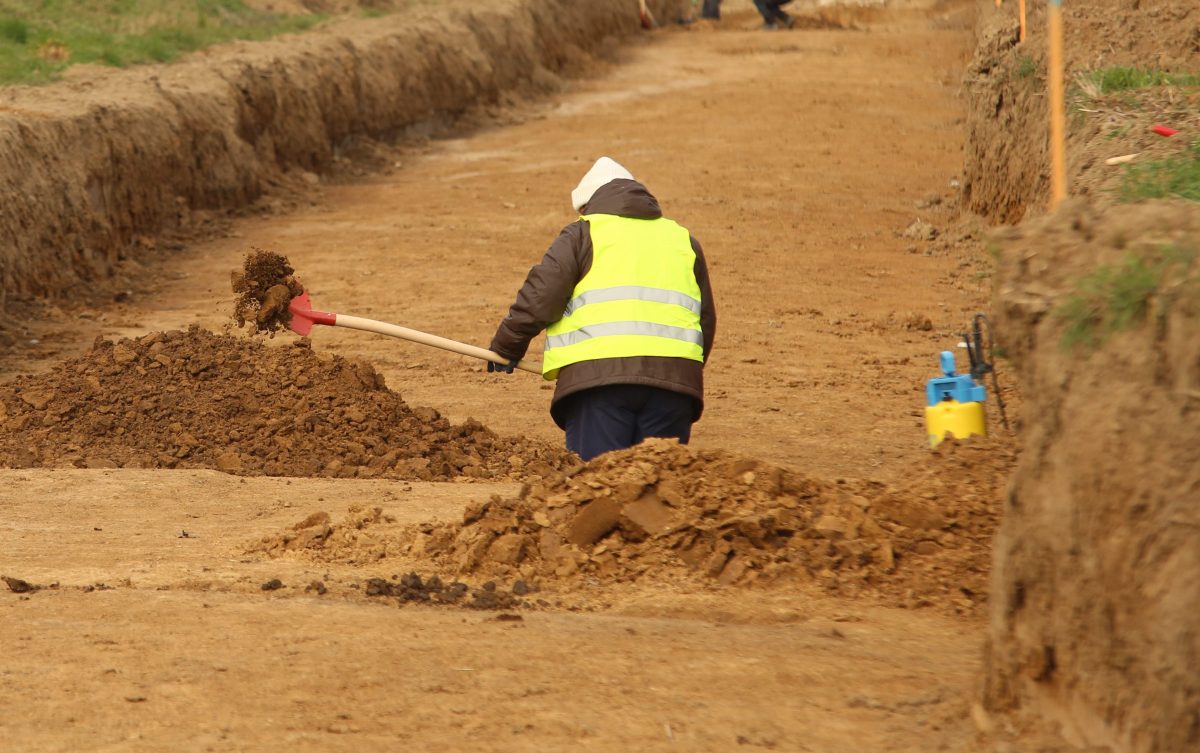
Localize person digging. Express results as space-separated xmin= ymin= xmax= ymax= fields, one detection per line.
xmin=487 ymin=156 xmax=717 ymax=461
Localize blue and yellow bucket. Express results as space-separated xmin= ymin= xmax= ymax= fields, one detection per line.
xmin=924 ymin=351 xmax=986 ymax=447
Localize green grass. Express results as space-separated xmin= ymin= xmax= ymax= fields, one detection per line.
xmin=1014 ymin=54 xmax=1036 ymax=80
xmin=1056 ymin=245 xmax=1197 ymax=349
xmin=1086 ymin=66 xmax=1200 ymax=94
xmin=0 ymin=0 xmax=324 ymax=85
xmin=1119 ymin=141 xmax=1200 ymax=203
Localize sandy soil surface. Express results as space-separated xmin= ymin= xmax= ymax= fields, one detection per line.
xmin=0 ymin=1 xmax=1024 ymax=751
xmin=3 ymin=470 xmax=980 ymax=753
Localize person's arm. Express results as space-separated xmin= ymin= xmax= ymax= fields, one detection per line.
xmin=489 ymin=222 xmax=586 ymax=362
xmin=691 ymin=236 xmax=717 ymax=362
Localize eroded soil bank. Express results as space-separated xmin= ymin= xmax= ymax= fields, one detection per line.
xmin=0 ymin=0 xmax=681 ymax=318
xmin=960 ymin=2 xmax=1200 ymax=748
xmin=961 ymin=0 xmax=1199 ymax=223
xmin=989 ymin=203 xmax=1200 ymax=751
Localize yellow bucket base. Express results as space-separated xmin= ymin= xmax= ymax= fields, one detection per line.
xmin=925 ymin=400 xmax=986 ymax=448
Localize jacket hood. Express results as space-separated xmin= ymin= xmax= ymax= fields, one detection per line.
xmin=571 ymin=156 xmax=635 ymax=210
xmin=579 ymin=179 xmax=663 ymax=220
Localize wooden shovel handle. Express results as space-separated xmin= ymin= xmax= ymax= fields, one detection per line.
xmin=334 ymin=314 xmax=540 ymax=374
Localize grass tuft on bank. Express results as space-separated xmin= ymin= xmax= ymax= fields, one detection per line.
xmin=1119 ymin=142 xmax=1200 ymax=203
xmin=0 ymin=0 xmax=324 ymax=85
xmin=1056 ymin=245 xmax=1198 ymax=349
xmin=1086 ymin=67 xmax=1200 ymax=94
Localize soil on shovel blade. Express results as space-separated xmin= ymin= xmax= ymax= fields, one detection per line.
xmin=232 ymin=248 xmax=306 ymax=334
xmin=0 ymin=326 xmax=575 ymax=481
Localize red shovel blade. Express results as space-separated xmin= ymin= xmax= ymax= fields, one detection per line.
xmin=288 ymin=290 xmax=337 ymax=336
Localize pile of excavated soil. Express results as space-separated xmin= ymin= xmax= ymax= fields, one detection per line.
xmin=232 ymin=249 xmax=305 ymax=334
xmin=0 ymin=327 xmax=574 ymax=481
xmin=256 ymin=436 xmax=1016 ymax=612
xmin=412 ymin=438 xmax=1013 ymax=611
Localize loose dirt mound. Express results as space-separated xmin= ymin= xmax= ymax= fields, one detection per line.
xmin=415 ymin=438 xmax=1012 ymax=611
xmin=0 ymin=327 xmax=574 ymax=480
xmin=248 ymin=506 xmax=407 ymax=564
xmin=232 ymin=249 xmax=305 ymax=333
xmin=258 ymin=436 xmax=1015 ymax=612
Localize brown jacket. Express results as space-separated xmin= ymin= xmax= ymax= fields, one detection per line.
xmin=489 ymin=179 xmax=717 ymax=429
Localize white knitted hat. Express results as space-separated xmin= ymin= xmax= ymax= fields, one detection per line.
xmin=570 ymin=156 xmax=635 ymax=212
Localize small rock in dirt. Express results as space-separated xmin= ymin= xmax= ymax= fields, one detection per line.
xmin=19 ymin=389 xmax=55 ymax=410
xmin=261 ymin=579 xmax=284 ymax=591
xmin=111 ymin=345 xmax=137 ymax=364
xmin=3 ymin=576 xmax=39 ymax=593
xmin=566 ymin=497 xmax=622 ymax=547
xmin=214 ymin=452 xmax=244 ymax=473
xmin=902 ymin=314 xmax=934 ymax=332
xmin=903 ymin=220 xmax=939 ymax=241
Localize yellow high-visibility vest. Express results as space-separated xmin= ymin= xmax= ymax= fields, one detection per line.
xmin=542 ymin=213 xmax=704 ymax=380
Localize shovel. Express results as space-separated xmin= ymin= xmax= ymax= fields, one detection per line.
xmin=287 ymin=290 xmax=539 ymax=374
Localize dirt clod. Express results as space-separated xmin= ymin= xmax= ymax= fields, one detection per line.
xmin=363 ymin=572 xmax=524 ymax=610
xmin=232 ymin=249 xmax=306 ymax=334
xmin=3 ymin=575 xmax=39 ymax=593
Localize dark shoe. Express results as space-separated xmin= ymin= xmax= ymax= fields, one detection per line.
xmin=762 ymin=22 xmax=778 ymax=30
xmin=779 ymin=14 xmax=795 ymax=28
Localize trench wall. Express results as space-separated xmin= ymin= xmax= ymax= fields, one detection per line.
xmin=968 ymin=1 xmax=1200 ymax=749
xmin=961 ymin=0 xmax=1199 ymax=224
xmin=0 ymin=0 xmax=681 ymax=315
xmin=988 ymin=203 xmax=1200 ymax=752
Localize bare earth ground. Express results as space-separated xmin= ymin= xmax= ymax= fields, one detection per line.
xmin=0 ymin=2 xmax=1013 ymax=751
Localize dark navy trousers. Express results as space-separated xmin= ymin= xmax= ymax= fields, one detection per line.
xmin=560 ymin=384 xmax=696 ymax=462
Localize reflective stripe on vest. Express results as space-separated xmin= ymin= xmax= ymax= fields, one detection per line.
xmin=542 ymin=214 xmax=704 ymax=380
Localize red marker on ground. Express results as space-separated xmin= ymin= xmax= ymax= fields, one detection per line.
xmin=1152 ymin=125 xmax=1178 ymax=137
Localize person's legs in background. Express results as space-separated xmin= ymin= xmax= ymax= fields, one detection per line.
xmin=632 ymin=388 xmax=696 ymax=446
xmin=562 ymin=385 xmax=695 ymax=461
xmin=773 ymin=4 xmax=795 ymax=27
xmin=752 ymin=0 xmax=794 ymax=28
xmin=700 ymin=0 xmax=721 ymax=19
xmin=561 ymin=386 xmax=639 ymax=461
xmin=751 ymin=0 xmax=779 ymax=28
